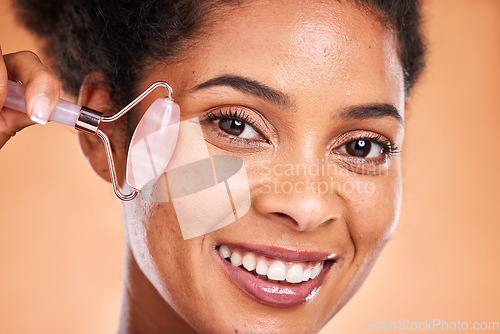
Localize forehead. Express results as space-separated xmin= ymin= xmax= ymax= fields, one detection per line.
xmin=173 ymin=0 xmax=404 ymax=111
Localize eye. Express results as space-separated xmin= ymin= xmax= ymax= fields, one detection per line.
xmin=203 ymin=106 xmax=268 ymax=144
xmin=217 ymin=118 xmax=260 ymax=139
xmin=333 ymin=132 xmax=400 ymax=166
xmin=344 ymin=139 xmax=384 ymax=158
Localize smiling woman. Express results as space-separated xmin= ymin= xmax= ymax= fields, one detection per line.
xmin=0 ymin=0 xmax=425 ymax=333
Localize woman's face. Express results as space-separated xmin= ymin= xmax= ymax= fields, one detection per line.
xmin=121 ymin=0 xmax=404 ymax=332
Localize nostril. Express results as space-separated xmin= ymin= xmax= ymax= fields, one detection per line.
xmin=268 ymin=211 xmax=337 ymax=232
xmin=253 ymin=190 xmax=343 ymax=232
xmin=271 ymin=212 xmax=290 ymax=220
xmin=268 ymin=212 xmax=301 ymax=228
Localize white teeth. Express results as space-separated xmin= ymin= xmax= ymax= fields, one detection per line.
xmin=230 ymin=252 xmax=242 ymax=267
xmin=319 ymin=262 xmax=324 ymax=274
xmin=310 ymin=262 xmax=323 ymax=279
xmin=242 ymin=253 xmax=256 ymax=271
xmin=286 ymin=263 xmax=304 ymax=283
xmin=267 ymin=260 xmax=287 ymax=281
xmin=302 ymin=267 xmax=311 ymax=281
xmin=219 ymin=245 xmax=231 ymax=259
xmin=256 ymin=260 xmax=268 ymax=275
xmin=219 ymin=245 xmax=326 ymax=284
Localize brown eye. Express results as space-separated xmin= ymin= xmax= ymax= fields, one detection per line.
xmin=204 ymin=106 xmax=268 ymax=143
xmin=218 ymin=119 xmax=246 ymax=136
xmin=345 ymin=140 xmax=383 ymax=158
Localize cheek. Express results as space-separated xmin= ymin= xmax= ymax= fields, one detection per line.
xmin=121 ymin=199 xmax=247 ymax=331
xmin=342 ymin=169 xmax=402 ymax=256
xmin=122 ymin=200 xmax=185 ymax=293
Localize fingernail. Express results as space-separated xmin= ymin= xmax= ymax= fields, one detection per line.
xmin=30 ymin=96 xmax=51 ymax=125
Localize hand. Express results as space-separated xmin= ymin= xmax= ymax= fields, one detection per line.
xmin=0 ymin=46 xmax=61 ymax=149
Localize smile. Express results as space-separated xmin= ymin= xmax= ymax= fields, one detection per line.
xmin=216 ymin=244 xmax=336 ymax=307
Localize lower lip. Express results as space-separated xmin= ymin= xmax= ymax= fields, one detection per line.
xmin=215 ymin=251 xmax=332 ymax=308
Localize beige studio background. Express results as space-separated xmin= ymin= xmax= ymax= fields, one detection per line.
xmin=0 ymin=0 xmax=499 ymax=333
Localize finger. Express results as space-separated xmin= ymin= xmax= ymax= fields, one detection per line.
xmin=0 ymin=106 xmax=36 ymax=149
xmin=4 ymin=50 xmax=61 ymax=125
xmin=0 ymin=46 xmax=35 ymax=149
xmin=0 ymin=45 xmax=7 ymax=111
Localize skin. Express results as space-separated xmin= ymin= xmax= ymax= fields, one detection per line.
xmin=0 ymin=0 xmax=405 ymax=333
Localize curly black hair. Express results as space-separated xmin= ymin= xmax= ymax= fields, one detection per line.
xmin=14 ymin=0 xmax=425 ymax=105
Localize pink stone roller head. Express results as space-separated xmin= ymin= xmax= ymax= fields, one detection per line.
xmin=126 ymin=98 xmax=180 ymax=191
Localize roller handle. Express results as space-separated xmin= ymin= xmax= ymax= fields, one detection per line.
xmin=4 ymin=80 xmax=81 ymax=127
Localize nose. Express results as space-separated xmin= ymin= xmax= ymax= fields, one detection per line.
xmin=253 ymin=162 xmax=343 ymax=232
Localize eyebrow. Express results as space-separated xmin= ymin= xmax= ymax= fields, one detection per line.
xmin=191 ymin=75 xmax=403 ymax=124
xmin=340 ymin=104 xmax=404 ymax=125
xmin=190 ymin=75 xmax=292 ymax=108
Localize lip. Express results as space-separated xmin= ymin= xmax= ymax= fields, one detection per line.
xmin=215 ymin=243 xmax=336 ymax=307
xmin=222 ymin=242 xmax=337 ymax=262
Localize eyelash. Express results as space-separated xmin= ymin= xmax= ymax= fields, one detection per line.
xmin=206 ymin=107 xmax=257 ymax=126
xmin=203 ymin=106 xmax=268 ymax=145
xmin=355 ymin=134 xmax=400 ymax=157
